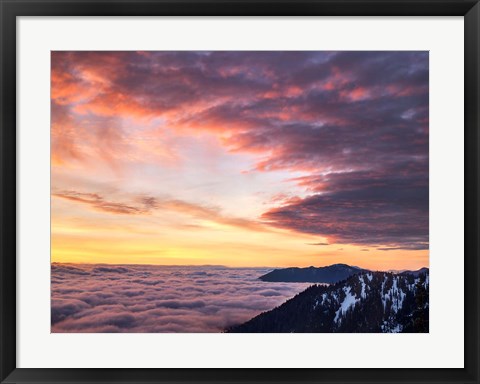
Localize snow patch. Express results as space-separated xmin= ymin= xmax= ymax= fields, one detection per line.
xmin=334 ymin=286 xmax=359 ymax=323
xmin=381 ymin=321 xmax=403 ymax=333
xmin=381 ymin=276 xmax=388 ymax=310
xmin=359 ymin=275 xmax=367 ymax=299
xmin=381 ymin=276 xmax=406 ymax=313
xmin=313 ymin=293 xmax=328 ymax=310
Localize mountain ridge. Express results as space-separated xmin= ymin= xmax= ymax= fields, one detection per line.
xmin=258 ymin=263 xmax=368 ymax=284
xmin=259 ymin=264 xmax=429 ymax=284
xmin=228 ymin=269 xmax=429 ymax=333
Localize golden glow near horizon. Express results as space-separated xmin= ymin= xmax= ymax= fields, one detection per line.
xmin=51 ymin=51 xmax=429 ymax=271
xmin=51 ymin=198 xmax=428 ymax=270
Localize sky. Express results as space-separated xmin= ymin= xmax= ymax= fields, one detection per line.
xmin=51 ymin=51 xmax=429 ymax=270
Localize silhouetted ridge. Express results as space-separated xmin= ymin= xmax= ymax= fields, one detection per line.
xmin=258 ymin=263 xmax=368 ymax=284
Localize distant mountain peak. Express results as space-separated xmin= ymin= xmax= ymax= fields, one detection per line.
xmin=259 ymin=263 xmax=368 ymax=284
xmin=400 ymin=267 xmax=429 ymax=276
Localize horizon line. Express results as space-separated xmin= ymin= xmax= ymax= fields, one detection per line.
xmin=51 ymin=260 xmax=429 ymax=272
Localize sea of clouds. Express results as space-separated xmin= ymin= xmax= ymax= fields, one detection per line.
xmin=51 ymin=263 xmax=311 ymax=333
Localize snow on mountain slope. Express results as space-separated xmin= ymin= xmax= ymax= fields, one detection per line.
xmin=228 ymin=269 xmax=429 ymax=333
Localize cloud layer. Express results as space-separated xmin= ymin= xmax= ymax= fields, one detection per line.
xmin=52 ymin=51 xmax=428 ymax=251
xmin=51 ymin=263 xmax=310 ymax=332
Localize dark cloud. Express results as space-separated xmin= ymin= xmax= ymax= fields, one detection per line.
xmin=262 ymin=166 xmax=428 ymax=249
xmin=378 ymin=244 xmax=429 ymax=251
xmin=51 ymin=263 xmax=310 ymax=333
xmin=262 ymin=167 xmax=428 ymax=249
xmin=52 ymin=190 xmax=153 ymax=215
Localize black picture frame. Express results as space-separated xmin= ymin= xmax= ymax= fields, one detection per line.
xmin=1 ymin=1 xmax=479 ymax=383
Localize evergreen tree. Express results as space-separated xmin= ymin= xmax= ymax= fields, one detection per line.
xmin=412 ymin=274 xmax=428 ymax=332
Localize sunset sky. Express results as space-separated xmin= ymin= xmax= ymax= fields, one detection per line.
xmin=51 ymin=51 xmax=429 ymax=270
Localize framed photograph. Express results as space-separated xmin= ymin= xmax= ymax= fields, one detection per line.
xmin=1 ymin=0 xmax=479 ymax=383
